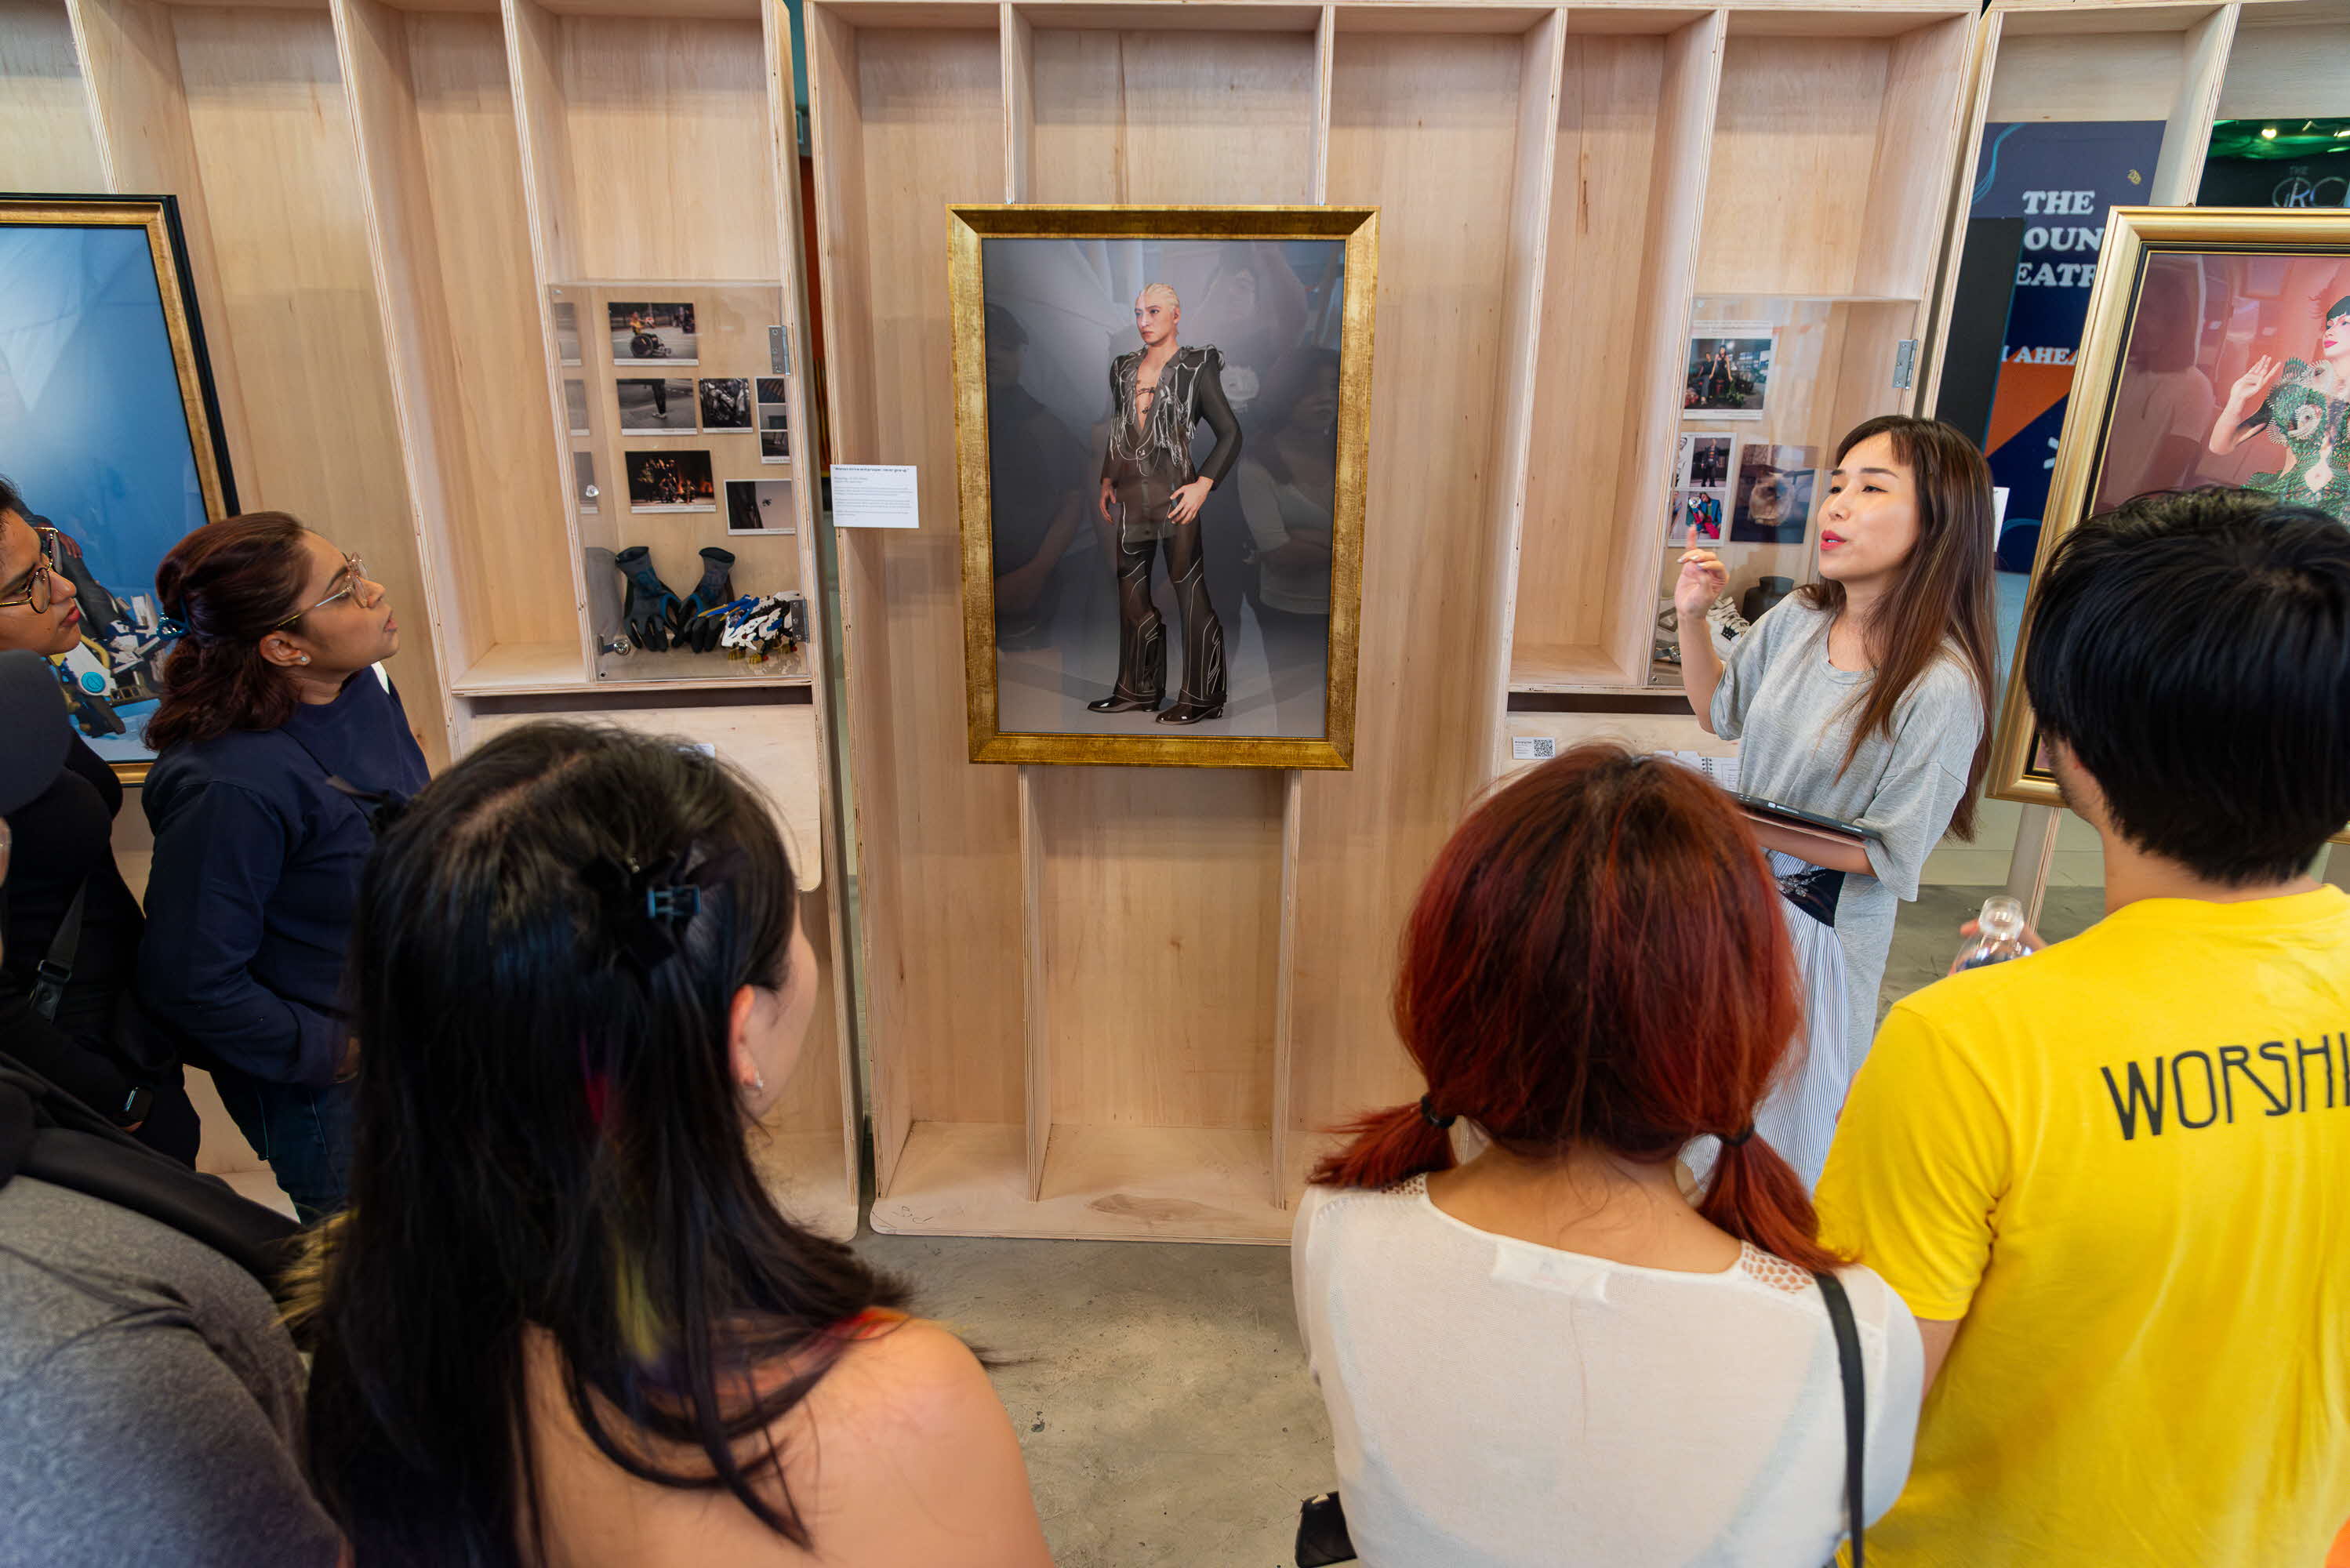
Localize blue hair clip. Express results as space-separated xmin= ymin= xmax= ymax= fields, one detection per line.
xmin=584 ymin=855 xmax=700 ymax=972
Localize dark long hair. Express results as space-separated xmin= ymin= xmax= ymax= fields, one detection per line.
xmin=1313 ymin=745 xmax=1838 ymax=1273
xmin=1800 ymin=416 xmax=1999 ymax=839
xmin=147 ymin=512 xmax=311 ymax=751
xmin=298 ymin=722 xmax=905 ymax=1566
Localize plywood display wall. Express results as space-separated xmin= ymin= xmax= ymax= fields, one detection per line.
xmin=807 ymin=0 xmax=1976 ymax=1242
xmin=2 ymin=0 xmax=857 ymax=1240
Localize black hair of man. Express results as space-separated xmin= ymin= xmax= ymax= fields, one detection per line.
xmin=2023 ymin=485 xmax=2350 ymax=886
xmin=0 ymin=473 xmax=22 ymax=521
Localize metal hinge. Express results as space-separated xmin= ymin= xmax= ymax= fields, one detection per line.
xmin=1892 ymin=339 xmax=1920 ymax=390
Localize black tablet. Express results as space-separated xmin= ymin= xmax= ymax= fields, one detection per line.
xmin=1733 ymin=792 xmax=1880 ymax=844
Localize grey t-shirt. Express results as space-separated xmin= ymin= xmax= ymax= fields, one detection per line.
xmin=1711 ymin=596 xmax=1983 ymax=1067
xmin=0 ymin=1177 xmax=340 ymax=1568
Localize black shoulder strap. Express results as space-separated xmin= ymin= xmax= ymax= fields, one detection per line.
xmin=27 ymin=878 xmax=89 ymax=1022
xmin=1814 ymin=1269 xmax=1867 ymax=1568
xmin=0 ymin=1062 xmax=301 ymax=1294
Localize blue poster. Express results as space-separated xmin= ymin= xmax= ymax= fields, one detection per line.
xmin=1970 ymin=121 xmax=2167 ymax=528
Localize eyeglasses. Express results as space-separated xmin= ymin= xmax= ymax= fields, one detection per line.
xmin=271 ymin=554 xmax=377 ymax=631
xmin=0 ymin=527 xmax=61 ymax=615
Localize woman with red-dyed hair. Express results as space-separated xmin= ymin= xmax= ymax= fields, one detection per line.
xmin=1291 ymin=746 xmax=1922 ymax=1566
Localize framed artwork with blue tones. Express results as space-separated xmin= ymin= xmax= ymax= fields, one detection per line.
xmin=0 ymin=194 xmax=238 ymax=779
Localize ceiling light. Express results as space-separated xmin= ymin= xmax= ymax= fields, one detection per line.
xmin=2261 ymin=127 xmax=2279 ymax=139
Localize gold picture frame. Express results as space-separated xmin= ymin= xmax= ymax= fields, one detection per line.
xmin=949 ymin=204 xmax=1376 ymax=768
xmin=1989 ymin=205 xmax=2350 ymax=844
xmin=1 ymin=194 xmax=240 ymax=784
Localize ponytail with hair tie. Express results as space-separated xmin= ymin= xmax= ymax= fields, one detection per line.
xmin=1310 ymin=1096 xmax=1462 ymax=1190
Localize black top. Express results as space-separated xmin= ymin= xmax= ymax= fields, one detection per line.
xmin=1102 ymin=344 xmax=1244 ymax=487
xmin=0 ymin=736 xmax=151 ymax=1112
xmin=140 ymin=672 xmax=430 ymax=1088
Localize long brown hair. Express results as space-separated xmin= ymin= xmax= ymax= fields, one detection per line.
xmin=1800 ymin=416 xmax=1997 ymax=839
xmin=1314 ymin=745 xmax=1840 ymax=1273
xmin=148 ymin=512 xmax=312 ymax=752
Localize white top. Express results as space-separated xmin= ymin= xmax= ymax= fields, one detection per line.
xmin=1291 ymin=1176 xmax=1923 ymax=1567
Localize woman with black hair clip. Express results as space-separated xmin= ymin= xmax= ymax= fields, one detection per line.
xmin=296 ymin=723 xmax=1052 ymax=1568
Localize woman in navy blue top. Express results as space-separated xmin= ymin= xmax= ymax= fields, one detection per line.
xmin=140 ymin=514 xmax=427 ymax=1218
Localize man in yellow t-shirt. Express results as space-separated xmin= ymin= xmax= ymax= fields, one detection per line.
xmin=1818 ymin=488 xmax=2350 ymax=1566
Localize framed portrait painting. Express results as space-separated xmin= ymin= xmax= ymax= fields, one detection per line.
xmin=949 ymin=205 xmax=1376 ymax=768
xmin=0 ymin=195 xmax=238 ymax=779
xmin=1990 ymin=206 xmax=2350 ymax=844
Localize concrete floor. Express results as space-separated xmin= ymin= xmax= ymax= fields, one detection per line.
xmin=853 ymin=1230 xmax=1328 ymax=1568
xmin=845 ymin=879 xmax=2121 ymax=1568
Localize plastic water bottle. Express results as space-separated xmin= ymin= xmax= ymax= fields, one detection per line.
xmin=1952 ymin=895 xmax=2033 ymax=971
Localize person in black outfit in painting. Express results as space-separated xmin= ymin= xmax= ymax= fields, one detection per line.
xmin=1090 ymin=283 xmax=1244 ymax=725
xmin=0 ymin=481 xmax=198 ymax=1160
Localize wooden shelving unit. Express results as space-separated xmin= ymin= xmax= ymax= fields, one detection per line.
xmin=2 ymin=0 xmax=858 ymax=1241
xmin=803 ymin=0 xmax=1977 ymax=1243
xmin=21 ymin=0 xmax=2303 ymax=1244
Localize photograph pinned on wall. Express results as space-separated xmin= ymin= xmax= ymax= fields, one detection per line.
xmin=625 ymin=448 xmax=715 ymax=513
xmin=553 ymin=300 xmax=581 ymax=365
xmin=725 ymin=478 xmax=796 ymax=535
xmin=574 ymin=451 xmax=598 ymax=514
xmin=760 ymin=412 xmax=790 ymax=464
xmin=1665 ymin=487 xmax=1727 ymax=546
xmin=1730 ymin=444 xmax=1818 ymax=544
xmin=698 ymin=378 xmax=752 ymax=431
xmin=616 ymin=377 xmax=697 ymax=433
xmin=1684 ymin=322 xmax=1774 ymax=418
xmin=756 ymin=377 xmax=788 ymax=406
xmin=1677 ymin=431 xmax=1736 ymax=489
xmin=609 ymin=301 xmax=697 ymax=365
xmin=565 ymin=378 xmax=590 ymax=437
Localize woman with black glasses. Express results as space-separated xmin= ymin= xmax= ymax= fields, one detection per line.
xmin=0 ymin=481 xmax=201 ymax=1159
xmin=140 ymin=513 xmax=427 ymax=1218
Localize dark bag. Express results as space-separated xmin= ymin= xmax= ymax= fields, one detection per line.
xmin=0 ymin=1056 xmax=301 ymax=1294
xmin=1293 ymin=1269 xmax=1870 ymax=1568
xmin=1295 ymin=1491 xmax=1353 ymax=1567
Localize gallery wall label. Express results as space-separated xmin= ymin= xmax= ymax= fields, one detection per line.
xmin=834 ymin=464 xmax=920 ymax=528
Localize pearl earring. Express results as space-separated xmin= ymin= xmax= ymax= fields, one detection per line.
xmin=751 ymin=1070 xmax=766 ymax=1094
xmin=296 ymin=654 xmax=311 ymax=665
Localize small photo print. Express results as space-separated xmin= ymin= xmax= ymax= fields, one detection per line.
xmin=761 ymin=412 xmax=790 ymax=464
xmin=1731 ymin=444 xmax=1818 ymax=544
xmin=725 ymin=478 xmax=797 ymax=535
xmin=565 ymin=378 xmax=590 ymax=437
xmin=610 ymin=301 xmax=698 ymax=365
xmin=1684 ymin=322 xmax=1774 ymax=419
xmin=698 ymin=378 xmax=753 ymax=431
xmin=1665 ymin=487 xmax=1727 ymax=546
xmin=1679 ymin=432 xmax=1735 ymax=489
xmin=626 ymin=449 xmax=717 ymax=513
xmin=574 ymin=451 xmax=598 ymax=514
xmin=553 ymin=301 xmax=582 ymax=365
xmin=616 ymin=377 xmax=697 ymax=433
xmin=756 ymin=377 xmax=788 ymax=406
